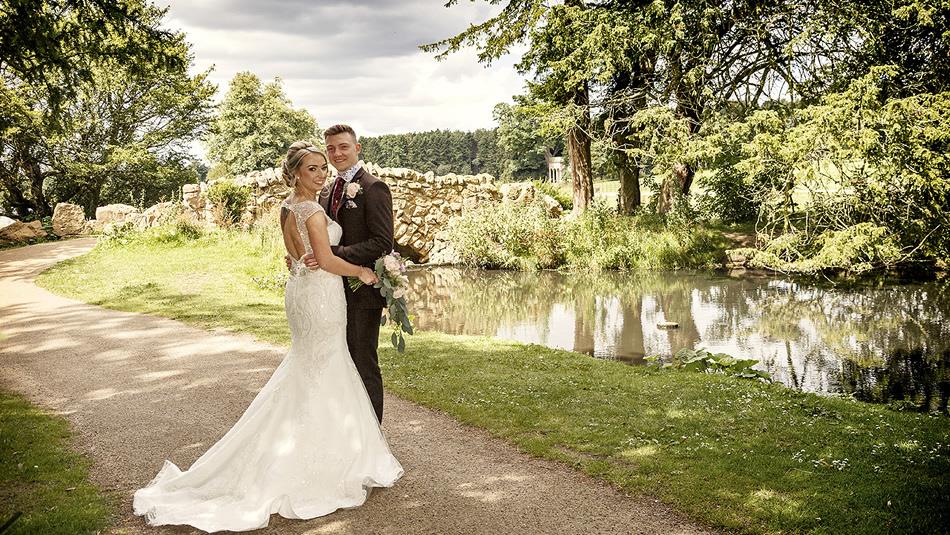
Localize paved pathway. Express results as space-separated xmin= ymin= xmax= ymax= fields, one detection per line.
xmin=0 ymin=240 xmax=713 ymax=534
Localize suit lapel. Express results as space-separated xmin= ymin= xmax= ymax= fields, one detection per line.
xmin=335 ymin=168 xmax=366 ymax=222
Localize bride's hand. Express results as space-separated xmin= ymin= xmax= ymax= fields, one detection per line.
xmin=358 ymin=267 xmax=378 ymax=286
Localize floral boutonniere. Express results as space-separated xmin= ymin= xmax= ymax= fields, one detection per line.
xmin=344 ymin=182 xmax=363 ymax=209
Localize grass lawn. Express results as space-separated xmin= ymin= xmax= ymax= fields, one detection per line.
xmin=36 ymin=232 xmax=950 ymax=534
xmin=551 ymin=179 xmax=628 ymax=206
xmin=0 ymin=390 xmax=112 ymax=535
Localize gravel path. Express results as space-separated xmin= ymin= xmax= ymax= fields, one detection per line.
xmin=0 ymin=240 xmax=714 ymax=535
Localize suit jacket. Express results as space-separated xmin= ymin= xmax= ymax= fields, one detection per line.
xmin=321 ymin=167 xmax=394 ymax=309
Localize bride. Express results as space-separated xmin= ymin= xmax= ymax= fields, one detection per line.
xmin=133 ymin=141 xmax=404 ymax=532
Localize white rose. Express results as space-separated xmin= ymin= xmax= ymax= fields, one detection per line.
xmin=393 ymin=288 xmax=406 ymax=299
xmin=383 ymin=255 xmax=400 ymax=275
xmin=346 ymin=182 xmax=361 ymax=198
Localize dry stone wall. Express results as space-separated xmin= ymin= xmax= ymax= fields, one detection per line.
xmin=369 ymin=163 xmax=501 ymax=262
xmin=33 ymin=162 xmax=560 ymax=263
xmin=180 ymin=162 xmax=505 ymax=263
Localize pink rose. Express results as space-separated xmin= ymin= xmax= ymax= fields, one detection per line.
xmin=346 ymin=182 xmax=361 ymax=198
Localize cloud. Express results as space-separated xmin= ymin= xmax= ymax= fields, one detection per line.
xmin=156 ymin=0 xmax=529 ymax=144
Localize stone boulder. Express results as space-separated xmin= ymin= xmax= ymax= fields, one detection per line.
xmin=500 ymin=182 xmax=536 ymax=204
xmin=540 ymin=194 xmax=564 ymax=217
xmin=52 ymin=203 xmax=87 ymax=237
xmin=137 ymin=202 xmax=178 ymax=230
xmin=499 ymin=182 xmax=563 ymax=217
xmin=182 ymin=183 xmax=203 ymax=209
xmin=0 ymin=220 xmax=46 ymax=242
xmin=96 ymin=204 xmax=141 ymax=226
xmin=234 ymin=167 xmax=286 ymax=191
xmin=427 ymin=230 xmax=459 ymax=265
xmin=83 ymin=219 xmax=104 ymax=234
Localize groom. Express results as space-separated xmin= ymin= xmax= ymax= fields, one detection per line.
xmin=292 ymin=124 xmax=393 ymax=423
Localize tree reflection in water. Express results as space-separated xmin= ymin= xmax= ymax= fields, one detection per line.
xmin=407 ymin=267 xmax=950 ymax=409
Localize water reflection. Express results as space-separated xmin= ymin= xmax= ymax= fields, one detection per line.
xmin=408 ymin=268 xmax=950 ymax=410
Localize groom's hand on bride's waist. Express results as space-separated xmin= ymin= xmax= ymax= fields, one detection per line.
xmin=284 ymin=254 xmax=321 ymax=271
xmin=302 ymin=253 xmax=320 ymax=270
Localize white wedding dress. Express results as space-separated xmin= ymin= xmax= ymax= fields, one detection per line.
xmin=133 ymin=198 xmax=403 ymax=532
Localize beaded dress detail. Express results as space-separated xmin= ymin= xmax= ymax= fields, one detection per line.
xmin=132 ymin=198 xmax=403 ymax=533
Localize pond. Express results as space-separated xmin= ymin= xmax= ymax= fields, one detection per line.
xmin=407 ymin=268 xmax=950 ymax=412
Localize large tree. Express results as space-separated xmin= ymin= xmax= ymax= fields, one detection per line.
xmin=0 ymin=0 xmax=212 ymax=217
xmin=493 ymin=101 xmax=561 ymax=181
xmin=425 ymin=0 xmax=613 ymax=213
xmin=0 ymin=0 xmax=185 ymax=126
xmin=204 ymin=73 xmax=319 ymax=177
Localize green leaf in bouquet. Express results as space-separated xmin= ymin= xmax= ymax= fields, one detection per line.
xmin=380 ymin=314 xmax=387 ymax=326
xmin=391 ymin=331 xmax=398 ymax=349
xmin=397 ymin=334 xmax=406 ymax=353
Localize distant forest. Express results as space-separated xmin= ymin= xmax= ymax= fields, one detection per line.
xmin=360 ymin=129 xmax=538 ymax=181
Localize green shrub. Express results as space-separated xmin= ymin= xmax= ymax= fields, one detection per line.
xmin=142 ymin=219 xmax=204 ymax=245
xmin=447 ymin=200 xmax=565 ymax=270
xmin=247 ymin=205 xmax=287 ymax=270
xmin=565 ymin=200 xmax=727 ymax=271
xmin=206 ymin=180 xmax=251 ymax=227
xmin=531 ymin=180 xmax=573 ymax=211
xmin=745 ymin=223 xmax=903 ymax=275
xmin=205 ymin=163 xmax=231 ymax=182
xmin=447 ymin=200 xmax=729 ymax=271
xmin=98 ymin=220 xmax=140 ymax=248
xmin=98 ymin=216 xmax=205 ymax=250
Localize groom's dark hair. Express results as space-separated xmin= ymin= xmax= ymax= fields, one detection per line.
xmin=324 ymin=124 xmax=357 ymax=141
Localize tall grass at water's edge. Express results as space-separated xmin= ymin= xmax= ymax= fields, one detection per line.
xmin=447 ymin=200 xmax=731 ymax=271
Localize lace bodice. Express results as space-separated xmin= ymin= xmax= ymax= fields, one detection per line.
xmin=281 ymin=198 xmax=342 ymax=276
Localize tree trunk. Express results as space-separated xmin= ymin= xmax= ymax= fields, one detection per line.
xmin=25 ymin=162 xmax=50 ymax=217
xmin=610 ymin=56 xmax=650 ymax=215
xmin=657 ymin=162 xmax=693 ymax=214
xmin=12 ymin=140 xmax=51 ymax=217
xmin=657 ymin=105 xmax=699 ymax=215
xmin=569 ymin=84 xmax=593 ymax=214
xmin=0 ymin=173 xmax=33 ymax=218
xmin=616 ymin=150 xmax=641 ymax=214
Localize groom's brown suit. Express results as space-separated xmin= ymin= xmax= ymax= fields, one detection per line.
xmin=322 ymin=167 xmax=393 ymax=423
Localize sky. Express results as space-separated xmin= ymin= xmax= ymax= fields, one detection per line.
xmin=155 ymin=0 xmax=529 ymax=142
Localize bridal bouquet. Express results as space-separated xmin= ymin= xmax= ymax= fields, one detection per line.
xmin=348 ymin=252 xmax=414 ymax=352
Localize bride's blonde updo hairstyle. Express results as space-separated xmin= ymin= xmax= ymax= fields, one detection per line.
xmin=281 ymin=140 xmax=327 ymax=189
